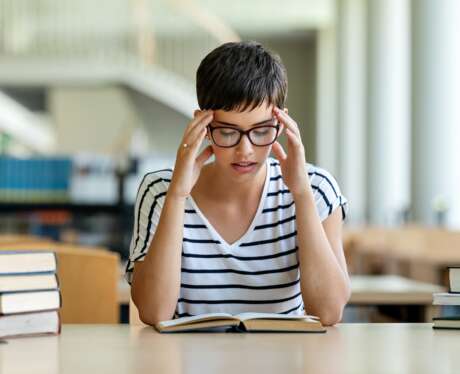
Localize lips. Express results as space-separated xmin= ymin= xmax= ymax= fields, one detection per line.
xmin=232 ymin=161 xmax=257 ymax=167
xmin=231 ymin=161 xmax=258 ymax=174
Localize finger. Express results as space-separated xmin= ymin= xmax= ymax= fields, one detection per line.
xmin=184 ymin=111 xmax=213 ymax=138
xmin=184 ymin=112 xmax=211 ymax=140
xmin=285 ymin=128 xmax=302 ymax=148
xmin=184 ymin=128 xmax=209 ymax=159
xmin=184 ymin=112 xmax=213 ymax=142
xmin=271 ymin=141 xmax=287 ymax=162
xmin=178 ymin=127 xmax=205 ymax=158
xmin=187 ymin=119 xmax=212 ymax=148
xmin=274 ymin=108 xmax=301 ymax=137
xmin=196 ymin=145 xmax=214 ymax=167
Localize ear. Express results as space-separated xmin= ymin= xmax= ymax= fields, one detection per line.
xmin=283 ymin=107 xmax=288 ymax=115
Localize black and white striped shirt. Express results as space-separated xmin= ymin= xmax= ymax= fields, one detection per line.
xmin=126 ymin=157 xmax=348 ymax=317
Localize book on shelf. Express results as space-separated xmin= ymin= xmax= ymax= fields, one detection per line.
xmin=432 ymin=316 xmax=460 ymax=330
xmin=0 ymin=251 xmax=57 ymax=275
xmin=155 ymin=312 xmax=326 ymax=333
xmin=448 ymin=267 xmax=460 ymax=293
xmin=0 ymin=290 xmax=61 ymax=315
xmin=0 ymin=310 xmax=60 ymax=339
xmin=0 ymin=273 xmax=59 ymax=293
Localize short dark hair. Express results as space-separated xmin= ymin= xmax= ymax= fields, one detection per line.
xmin=196 ymin=41 xmax=288 ymax=112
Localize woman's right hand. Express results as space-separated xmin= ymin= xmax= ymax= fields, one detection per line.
xmin=168 ymin=110 xmax=214 ymax=198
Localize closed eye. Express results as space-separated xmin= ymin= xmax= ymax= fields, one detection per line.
xmin=253 ymin=129 xmax=270 ymax=136
xmin=218 ymin=129 xmax=238 ymax=136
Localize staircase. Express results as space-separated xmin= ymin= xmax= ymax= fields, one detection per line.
xmin=0 ymin=0 xmax=240 ymax=154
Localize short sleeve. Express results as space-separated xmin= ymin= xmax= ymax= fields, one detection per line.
xmin=307 ymin=165 xmax=349 ymax=222
xmin=124 ymin=169 xmax=172 ymax=284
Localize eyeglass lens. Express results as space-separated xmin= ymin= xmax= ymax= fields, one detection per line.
xmin=211 ymin=125 xmax=278 ymax=147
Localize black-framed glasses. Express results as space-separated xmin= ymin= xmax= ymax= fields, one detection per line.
xmin=208 ymin=120 xmax=280 ymax=148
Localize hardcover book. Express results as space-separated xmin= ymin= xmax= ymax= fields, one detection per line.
xmin=0 ymin=251 xmax=57 ymax=275
xmin=0 ymin=290 xmax=61 ymax=315
xmin=0 ymin=273 xmax=58 ymax=293
xmin=433 ymin=292 xmax=460 ymax=306
xmin=0 ymin=310 xmax=60 ymax=339
xmin=433 ymin=316 xmax=460 ymax=330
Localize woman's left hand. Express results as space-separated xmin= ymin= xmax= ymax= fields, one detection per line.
xmin=271 ymin=107 xmax=310 ymax=198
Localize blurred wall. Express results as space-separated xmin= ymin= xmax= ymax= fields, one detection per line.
xmin=49 ymin=86 xmax=141 ymax=155
xmin=251 ymin=35 xmax=317 ymax=163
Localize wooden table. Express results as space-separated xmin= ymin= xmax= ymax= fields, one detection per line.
xmin=349 ymin=275 xmax=445 ymax=322
xmin=1 ymin=324 xmax=459 ymax=374
xmin=345 ymin=226 xmax=460 ymax=285
xmin=350 ymin=275 xmax=445 ymax=304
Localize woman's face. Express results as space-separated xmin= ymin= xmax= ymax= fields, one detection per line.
xmin=201 ymin=102 xmax=283 ymax=181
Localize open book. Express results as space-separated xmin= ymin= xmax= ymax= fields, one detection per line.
xmin=156 ymin=312 xmax=326 ymax=333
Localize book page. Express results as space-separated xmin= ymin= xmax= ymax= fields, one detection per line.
xmin=158 ymin=313 xmax=236 ymax=328
xmin=235 ymin=312 xmax=319 ymax=322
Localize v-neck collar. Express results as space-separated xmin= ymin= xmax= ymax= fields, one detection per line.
xmin=188 ymin=158 xmax=271 ymax=250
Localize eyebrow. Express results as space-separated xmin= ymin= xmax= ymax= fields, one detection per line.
xmin=212 ymin=118 xmax=273 ymax=127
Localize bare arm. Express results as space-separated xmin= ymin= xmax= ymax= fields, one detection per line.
xmin=130 ymin=111 xmax=214 ymax=325
xmin=271 ymin=107 xmax=350 ymax=326
xmin=131 ymin=193 xmax=186 ymax=325
xmin=294 ymin=193 xmax=350 ymax=326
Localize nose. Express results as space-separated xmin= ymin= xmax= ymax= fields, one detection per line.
xmin=235 ymin=133 xmax=254 ymax=156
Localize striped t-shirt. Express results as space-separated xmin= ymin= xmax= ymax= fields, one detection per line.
xmin=126 ymin=157 xmax=348 ymax=317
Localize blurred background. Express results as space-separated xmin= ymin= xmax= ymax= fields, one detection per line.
xmin=0 ymin=0 xmax=459 ymax=323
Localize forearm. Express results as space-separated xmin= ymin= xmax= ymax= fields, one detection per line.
xmin=131 ymin=192 xmax=185 ymax=325
xmin=294 ymin=189 xmax=350 ymax=325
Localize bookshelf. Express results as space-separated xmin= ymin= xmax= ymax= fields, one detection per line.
xmin=0 ymin=155 xmax=137 ymax=261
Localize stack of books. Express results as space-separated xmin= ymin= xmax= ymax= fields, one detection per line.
xmin=0 ymin=251 xmax=61 ymax=339
xmin=432 ymin=267 xmax=460 ymax=329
